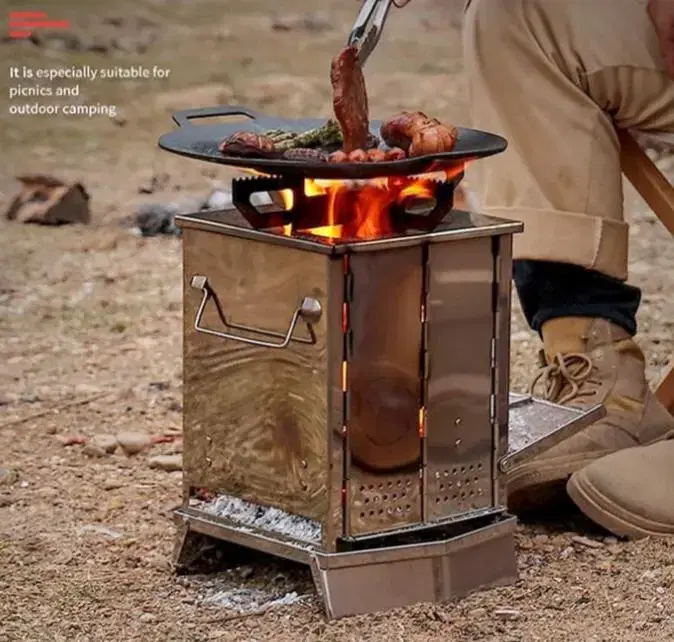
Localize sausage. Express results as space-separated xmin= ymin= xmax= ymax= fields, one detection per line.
xmin=385 ymin=147 xmax=406 ymax=161
xmin=366 ymin=148 xmax=387 ymax=162
xmin=331 ymin=47 xmax=370 ymax=153
xmin=328 ymin=150 xmax=349 ymax=163
xmin=348 ymin=149 xmax=369 ymax=162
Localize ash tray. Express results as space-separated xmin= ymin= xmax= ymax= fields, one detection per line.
xmin=499 ymin=394 xmax=606 ymax=472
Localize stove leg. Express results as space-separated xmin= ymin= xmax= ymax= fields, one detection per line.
xmin=173 ymin=522 xmax=259 ymax=575
xmin=308 ymin=522 xmax=518 ymax=620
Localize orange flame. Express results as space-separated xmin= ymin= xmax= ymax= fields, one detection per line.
xmin=243 ymin=164 xmax=465 ymax=241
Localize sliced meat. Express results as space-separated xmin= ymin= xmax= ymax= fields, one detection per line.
xmin=219 ymin=132 xmax=277 ymax=157
xmin=330 ymin=46 xmax=370 ymax=153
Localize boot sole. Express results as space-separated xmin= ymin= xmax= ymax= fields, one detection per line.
xmin=567 ymin=471 xmax=674 ymax=539
xmin=507 ymin=453 xmax=611 ymax=513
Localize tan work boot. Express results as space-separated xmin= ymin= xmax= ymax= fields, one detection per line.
xmin=566 ymin=441 xmax=674 ymax=538
xmin=507 ymin=317 xmax=674 ymax=513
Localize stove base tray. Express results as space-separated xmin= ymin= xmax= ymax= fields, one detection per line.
xmin=173 ymin=507 xmax=517 ymax=620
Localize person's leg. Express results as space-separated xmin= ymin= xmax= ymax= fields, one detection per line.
xmin=463 ymin=0 xmax=674 ymax=511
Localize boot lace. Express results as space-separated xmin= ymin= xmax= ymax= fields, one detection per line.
xmin=528 ymin=351 xmax=599 ymax=405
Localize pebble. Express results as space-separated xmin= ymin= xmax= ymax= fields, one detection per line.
xmin=91 ymin=435 xmax=118 ymax=454
xmin=102 ymin=479 xmax=124 ymax=491
xmin=83 ymin=443 xmax=108 ymax=458
xmin=148 ymin=454 xmax=182 ymax=472
xmin=559 ymin=546 xmax=575 ymax=560
xmin=571 ymin=535 xmax=604 ymax=549
xmin=0 ymin=467 xmax=17 ymax=486
xmin=494 ymin=608 xmax=520 ymax=621
xmin=140 ymin=613 xmax=157 ymax=623
xmin=116 ymin=431 xmax=153 ymax=456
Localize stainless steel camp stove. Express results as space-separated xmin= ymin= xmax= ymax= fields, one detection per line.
xmin=167 ymin=163 xmax=604 ymax=619
xmin=157 ymin=105 xmax=605 ymax=617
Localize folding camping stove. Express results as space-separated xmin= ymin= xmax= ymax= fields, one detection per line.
xmin=159 ymin=106 xmax=605 ymax=619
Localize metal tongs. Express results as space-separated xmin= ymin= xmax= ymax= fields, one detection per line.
xmin=348 ymin=0 xmax=396 ymax=66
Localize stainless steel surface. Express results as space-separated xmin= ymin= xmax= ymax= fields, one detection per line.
xmin=346 ymin=248 xmax=423 ymax=535
xmin=182 ymin=230 xmax=331 ymax=523
xmin=310 ymin=516 xmax=517 ymax=619
xmin=424 ymin=237 xmax=495 ymax=520
xmin=325 ymin=257 xmax=347 ymax=551
xmin=348 ymin=0 xmax=394 ymax=65
xmin=493 ymin=235 xmax=513 ymax=505
xmin=176 ymin=201 xmax=531 ymax=619
xmin=175 ymin=209 xmax=524 ymax=256
xmin=501 ymin=394 xmax=607 ymax=471
xmin=190 ymin=275 xmax=322 ymax=349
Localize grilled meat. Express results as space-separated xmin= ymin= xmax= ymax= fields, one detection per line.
xmin=366 ymin=148 xmax=387 ymax=162
xmin=328 ymin=150 xmax=349 ymax=164
xmin=330 ymin=46 xmax=370 ymax=153
xmin=384 ymin=147 xmax=406 ymax=160
xmin=348 ymin=149 xmax=369 ymax=162
xmin=381 ymin=111 xmax=458 ymax=156
xmin=218 ymin=132 xmax=277 ymax=158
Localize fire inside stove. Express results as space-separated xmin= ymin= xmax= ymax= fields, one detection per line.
xmin=235 ymin=164 xmax=466 ymax=243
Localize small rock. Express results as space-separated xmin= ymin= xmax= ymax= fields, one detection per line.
xmin=111 ymin=112 xmax=127 ymax=127
xmin=467 ymin=608 xmax=487 ymax=618
xmin=91 ymin=435 xmax=118 ymax=454
xmin=148 ymin=454 xmax=182 ymax=472
xmin=559 ymin=546 xmax=574 ymax=560
xmin=239 ymin=565 xmax=254 ymax=580
xmin=102 ymin=478 xmax=124 ymax=491
xmin=166 ymin=439 xmax=183 ymax=455
xmin=140 ymin=613 xmax=157 ymax=624
xmin=55 ymin=434 xmax=88 ymax=447
xmin=0 ymin=467 xmax=18 ymax=486
xmin=271 ymin=13 xmax=332 ymax=33
xmin=139 ymin=172 xmax=170 ymax=194
xmin=83 ymin=443 xmax=108 ymax=458
xmin=571 ymin=535 xmax=604 ymax=549
xmin=494 ymin=608 xmax=520 ymax=621
xmin=78 ymin=524 xmax=123 ymax=539
xmin=116 ymin=431 xmax=153 ymax=455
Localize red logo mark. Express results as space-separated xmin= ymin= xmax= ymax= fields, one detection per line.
xmin=8 ymin=11 xmax=70 ymax=39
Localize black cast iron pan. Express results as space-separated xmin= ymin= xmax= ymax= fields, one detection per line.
xmin=158 ymin=105 xmax=507 ymax=180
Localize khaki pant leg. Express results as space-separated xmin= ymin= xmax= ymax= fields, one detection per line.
xmin=463 ymin=0 xmax=674 ymax=281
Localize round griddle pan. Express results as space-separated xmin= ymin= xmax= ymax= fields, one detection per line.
xmin=158 ymin=105 xmax=507 ymax=180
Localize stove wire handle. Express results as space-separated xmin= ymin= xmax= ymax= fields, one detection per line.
xmin=190 ymin=275 xmax=322 ymax=349
xmin=348 ymin=0 xmax=395 ymax=66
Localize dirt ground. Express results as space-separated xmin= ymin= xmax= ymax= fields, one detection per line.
xmin=1 ymin=1 xmax=673 ymax=640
